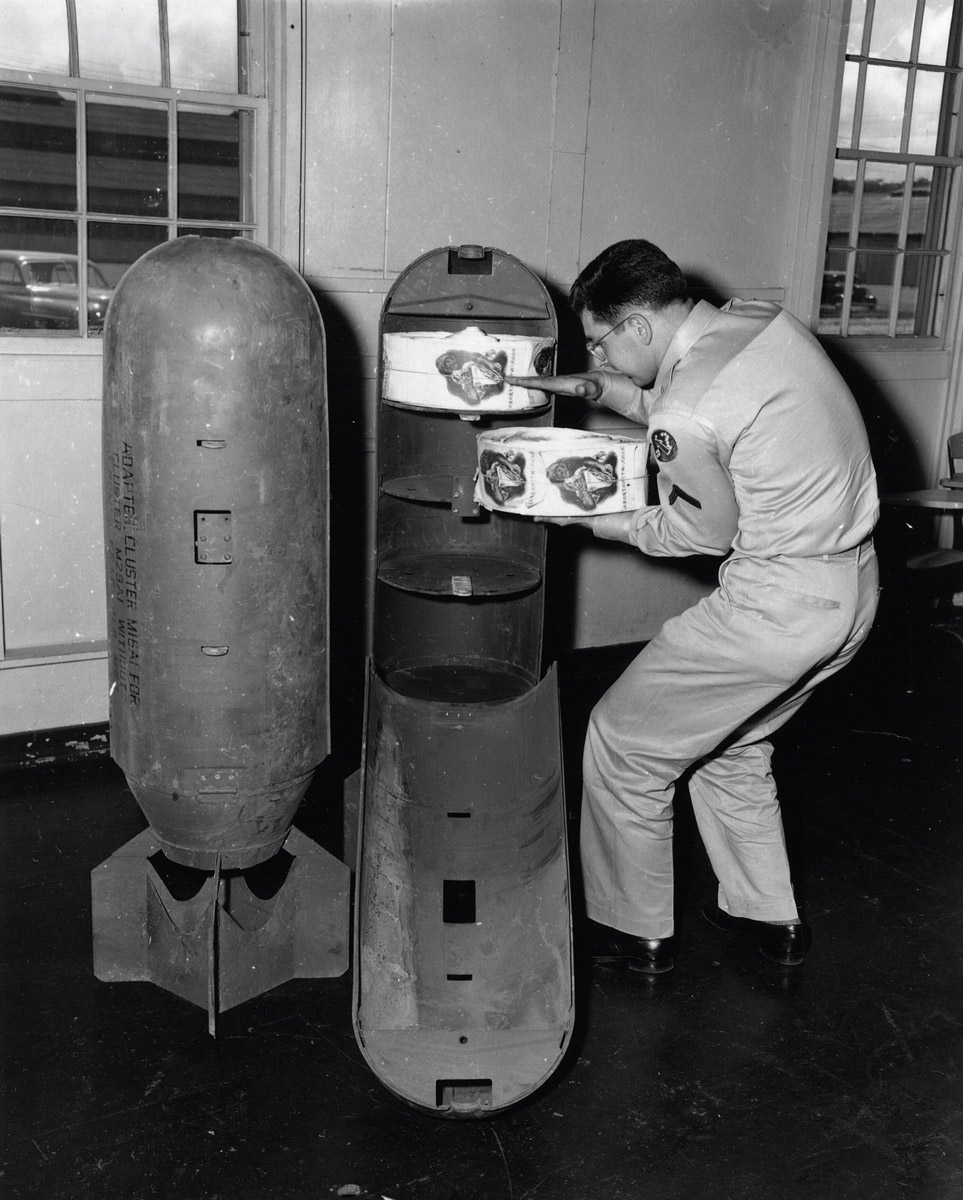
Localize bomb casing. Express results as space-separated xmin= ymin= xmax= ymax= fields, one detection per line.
xmin=102 ymin=236 xmax=329 ymax=870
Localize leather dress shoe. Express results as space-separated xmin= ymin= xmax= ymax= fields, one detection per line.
xmin=702 ymin=904 xmax=812 ymax=966
xmin=587 ymin=919 xmax=676 ymax=974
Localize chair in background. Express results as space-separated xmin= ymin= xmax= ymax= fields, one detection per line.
xmin=938 ymin=430 xmax=963 ymax=489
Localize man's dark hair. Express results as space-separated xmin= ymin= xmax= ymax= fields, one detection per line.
xmin=569 ymin=239 xmax=688 ymax=321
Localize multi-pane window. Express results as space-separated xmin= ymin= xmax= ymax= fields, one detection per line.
xmin=0 ymin=0 xmax=262 ymax=336
xmin=820 ymin=0 xmax=963 ymax=338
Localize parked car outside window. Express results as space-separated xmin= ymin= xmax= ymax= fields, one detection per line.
xmin=820 ymin=270 xmax=877 ymax=314
xmin=0 ymin=250 xmax=113 ymax=331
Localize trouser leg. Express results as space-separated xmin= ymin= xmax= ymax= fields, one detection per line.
xmin=687 ymin=741 xmax=796 ymax=922
xmin=580 ymin=704 xmax=684 ymax=939
xmin=580 ymin=547 xmax=878 ymax=939
xmin=689 ymin=549 xmax=879 ymax=920
xmin=579 ymin=593 xmax=794 ymax=940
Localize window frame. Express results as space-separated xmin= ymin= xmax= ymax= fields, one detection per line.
xmin=818 ymin=0 xmax=963 ymax=346
xmin=0 ymin=66 xmax=269 ymax=342
xmin=0 ymin=0 xmax=300 ymax=719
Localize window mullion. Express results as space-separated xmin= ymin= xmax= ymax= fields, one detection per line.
xmin=169 ymin=99 xmax=177 ymax=236
xmin=909 ymin=0 xmax=925 ymax=62
xmin=158 ymin=0 xmax=172 ymax=90
xmin=952 ymin=74 xmax=963 ymax=158
xmin=837 ymin=147 xmax=962 ymax=168
xmin=238 ymin=0 xmax=252 ymax=96
xmin=851 ymin=59 xmax=868 ymax=149
xmin=901 ymin=65 xmax=916 ymax=156
xmin=849 ymin=158 xmax=866 ymax=252
xmin=839 ymin=159 xmax=868 ymax=336
xmin=888 ymin=256 xmax=905 ymax=338
xmin=897 ymin=163 xmax=914 ymax=252
xmin=891 ymin=162 xmax=911 ymax=337
xmin=66 ymin=1 xmax=80 ymax=79
xmin=861 ymin=0 xmax=876 ymax=57
xmin=944 ymin=2 xmax=963 ymax=161
xmin=914 ymin=255 xmax=940 ymax=337
xmin=77 ymin=88 xmax=88 ymax=335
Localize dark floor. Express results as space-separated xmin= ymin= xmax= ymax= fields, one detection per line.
xmin=2 ymin=618 xmax=963 ymax=1200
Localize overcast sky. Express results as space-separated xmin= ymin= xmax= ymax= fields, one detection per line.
xmin=843 ymin=0 xmax=954 ymax=156
xmin=0 ymin=0 xmax=237 ymax=92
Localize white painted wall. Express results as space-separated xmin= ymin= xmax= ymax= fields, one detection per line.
xmin=1 ymin=0 xmax=957 ymax=734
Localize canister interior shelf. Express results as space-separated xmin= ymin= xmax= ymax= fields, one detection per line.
xmin=381 ymin=397 xmax=550 ymax=416
xmin=379 ymin=659 xmax=535 ymax=704
xmin=382 ymin=475 xmax=462 ymax=505
xmin=378 ymin=551 xmax=540 ymax=597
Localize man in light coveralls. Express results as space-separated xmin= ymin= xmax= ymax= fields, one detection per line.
xmin=510 ymin=239 xmax=879 ymax=974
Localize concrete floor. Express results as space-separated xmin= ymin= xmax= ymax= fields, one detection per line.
xmin=2 ymin=621 xmax=962 ymax=1200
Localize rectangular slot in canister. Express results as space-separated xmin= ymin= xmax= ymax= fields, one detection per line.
xmin=435 ymin=1079 xmax=493 ymax=1111
xmin=447 ymin=246 xmax=493 ymax=275
xmin=443 ymin=879 xmax=476 ymax=924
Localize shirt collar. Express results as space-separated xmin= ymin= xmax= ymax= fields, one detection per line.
xmin=650 ymin=299 xmax=719 ymax=400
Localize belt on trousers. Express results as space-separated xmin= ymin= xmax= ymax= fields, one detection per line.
xmin=812 ymin=535 xmax=874 ymax=563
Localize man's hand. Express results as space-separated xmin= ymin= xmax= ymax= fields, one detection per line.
xmin=534 ymin=514 xmax=597 ymax=527
xmin=505 ymin=371 xmax=610 ymax=403
xmin=535 ymin=511 xmax=637 ymax=542
xmin=506 ymin=369 xmax=645 ymax=421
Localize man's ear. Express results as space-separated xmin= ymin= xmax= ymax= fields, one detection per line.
xmin=629 ymin=313 xmax=652 ymax=344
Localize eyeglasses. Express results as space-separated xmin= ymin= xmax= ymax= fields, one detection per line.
xmin=586 ymin=313 xmax=635 ymax=364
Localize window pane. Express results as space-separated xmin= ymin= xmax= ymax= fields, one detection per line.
xmin=827 ymin=160 xmax=858 ymax=251
xmin=920 ymin=0 xmax=955 ymax=66
xmin=847 ymin=251 xmax=891 ymax=335
xmin=87 ymin=99 xmax=168 ymax=218
xmin=819 ymin=265 xmax=849 ymax=318
xmin=177 ymin=108 xmax=243 ymax=222
xmin=909 ymin=69 xmax=950 ymax=154
xmin=847 ymin=0 xmax=868 ymax=55
xmin=88 ymin=222 xmax=167 ymax=290
xmin=817 ymin=252 xmax=887 ymax=335
xmin=859 ymin=64 xmax=910 ymax=151
xmin=827 ymin=0 xmax=961 ymax=341
xmin=0 ymin=216 xmax=79 ymax=331
xmin=818 ymin=304 xmax=842 ymax=337
xmin=909 ymin=163 xmax=954 ymax=252
xmin=0 ymin=87 xmax=77 ymax=211
xmin=77 ymin=0 xmax=161 ymax=86
xmin=0 ymin=0 xmax=70 ymax=74
xmin=857 ymin=161 xmax=909 ymax=247
xmin=900 ymin=253 xmax=947 ymax=335
xmin=868 ymin=0 xmax=915 ymax=61
xmin=168 ymin=0 xmax=239 ymax=93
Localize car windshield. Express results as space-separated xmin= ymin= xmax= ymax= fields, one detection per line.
xmin=19 ymin=260 xmax=109 ymax=287
xmin=22 ymin=260 xmax=78 ymax=285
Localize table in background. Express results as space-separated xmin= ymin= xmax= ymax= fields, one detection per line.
xmin=881 ymin=487 xmax=963 ymax=511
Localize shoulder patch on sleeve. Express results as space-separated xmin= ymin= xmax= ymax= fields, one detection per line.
xmin=651 ymin=429 xmax=677 ymax=462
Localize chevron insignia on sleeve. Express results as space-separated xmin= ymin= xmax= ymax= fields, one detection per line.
xmin=668 ymin=485 xmax=702 ymax=509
